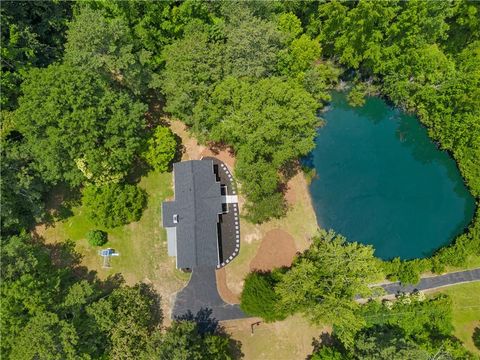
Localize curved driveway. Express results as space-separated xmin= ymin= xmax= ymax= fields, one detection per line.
xmin=172 ymin=266 xmax=246 ymax=321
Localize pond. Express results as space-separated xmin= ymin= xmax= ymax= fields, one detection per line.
xmin=306 ymin=92 xmax=475 ymax=260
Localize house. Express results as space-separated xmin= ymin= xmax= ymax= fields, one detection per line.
xmin=162 ymin=159 xmax=239 ymax=270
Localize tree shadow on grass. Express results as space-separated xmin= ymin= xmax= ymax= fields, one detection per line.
xmin=175 ymin=307 xmax=244 ymax=359
xmin=41 ymin=183 xmax=82 ymax=228
xmin=473 ymin=326 xmax=480 ymax=350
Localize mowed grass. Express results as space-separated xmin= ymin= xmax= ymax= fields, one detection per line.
xmin=428 ymin=282 xmax=480 ymax=355
xmin=224 ymin=315 xmax=329 ymax=360
xmin=39 ymin=171 xmax=189 ymax=316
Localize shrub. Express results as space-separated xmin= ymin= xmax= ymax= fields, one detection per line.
xmin=473 ymin=327 xmax=480 ymax=350
xmin=244 ymin=193 xmax=286 ymax=224
xmin=142 ymin=126 xmax=177 ymax=172
xmin=87 ymin=230 xmax=108 ymax=246
xmin=240 ymin=271 xmax=286 ymax=322
xmin=383 ymin=258 xmax=431 ymax=285
xmin=82 ymin=183 xmax=147 ymax=228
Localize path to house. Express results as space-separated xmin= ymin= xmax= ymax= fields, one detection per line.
xmin=378 ymin=268 xmax=480 ymax=295
xmin=172 ymin=266 xmax=246 ymax=321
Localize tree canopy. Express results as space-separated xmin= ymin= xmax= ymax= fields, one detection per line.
xmin=2 ymin=0 xmax=480 ymax=357
xmin=13 ymin=63 xmax=146 ymax=186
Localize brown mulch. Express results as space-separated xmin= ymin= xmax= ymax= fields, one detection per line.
xmin=200 ymin=146 xmax=236 ymax=170
xmin=249 ymin=229 xmax=297 ymax=272
xmin=216 ymin=267 xmax=240 ymax=304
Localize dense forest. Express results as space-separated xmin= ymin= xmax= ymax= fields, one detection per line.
xmin=1 ymin=0 xmax=479 ymax=359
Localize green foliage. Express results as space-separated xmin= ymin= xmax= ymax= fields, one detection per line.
xmin=310 ymin=347 xmax=344 ymax=360
xmin=240 ymin=271 xmax=286 ymax=322
xmin=87 ymin=283 xmax=162 ymax=359
xmin=277 ymin=12 xmax=303 ymax=44
xmin=82 ymin=183 xmax=147 ymax=228
xmin=142 ymin=126 xmax=177 ymax=172
xmin=1 ymin=127 xmax=46 ymax=235
xmin=474 ymin=327 xmax=480 ymax=350
xmin=224 ymin=13 xmax=282 ymax=78
xmin=278 ymin=34 xmax=321 ymax=76
xmin=148 ymin=320 xmax=233 ymax=360
xmin=0 ymin=1 xmax=72 ymax=109
xmin=1 ymin=231 xmax=235 ymax=359
xmin=90 ymin=0 xmax=217 ymax=69
xmin=13 ymin=63 xmax=147 ymax=186
xmin=86 ymin=230 xmax=108 ymax=247
xmin=10 ymin=312 xmax=80 ymax=360
xmin=382 ymin=258 xmax=431 ymax=285
xmin=302 ymin=61 xmax=342 ymax=103
xmin=64 ymin=6 xmax=152 ymax=95
xmin=347 ymin=83 xmax=367 ymax=107
xmin=275 ymin=229 xmax=382 ymax=342
xmin=203 ymin=77 xmax=319 ymax=222
xmin=313 ymin=294 xmax=475 ymax=359
xmin=160 ymin=26 xmax=223 ymax=124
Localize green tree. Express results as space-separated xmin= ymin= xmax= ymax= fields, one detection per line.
xmin=311 ymin=347 xmax=345 ymax=360
xmin=90 ymin=0 xmax=218 ymax=68
xmin=1 ymin=126 xmax=46 ymax=235
xmin=240 ymin=271 xmax=286 ymax=322
xmin=0 ymin=1 xmax=72 ymax=109
xmin=200 ymin=76 xmax=319 ymax=221
xmin=224 ymin=13 xmax=282 ymax=78
xmin=10 ymin=312 xmax=80 ymax=360
xmin=160 ymin=25 xmax=223 ymax=125
xmin=353 ymin=325 xmax=429 ymax=360
xmin=278 ymin=34 xmax=321 ymax=76
xmin=277 ymin=12 xmax=303 ymax=44
xmin=142 ymin=126 xmax=177 ymax=172
xmin=13 ymin=63 xmax=146 ymax=186
xmin=87 ymin=284 xmax=162 ymax=359
xmin=276 ymin=230 xmax=382 ymax=341
xmin=86 ymin=230 xmax=108 ymax=247
xmin=64 ymin=6 xmax=152 ymax=95
xmin=82 ymin=183 xmax=147 ymax=228
xmin=150 ymin=320 xmax=232 ymax=360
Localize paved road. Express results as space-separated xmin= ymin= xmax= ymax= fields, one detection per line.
xmin=380 ymin=268 xmax=480 ymax=295
xmin=172 ymin=266 xmax=246 ymax=321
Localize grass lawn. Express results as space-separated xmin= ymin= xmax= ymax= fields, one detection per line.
xmin=223 ymin=315 xmax=329 ymax=360
xmin=37 ymin=171 xmax=189 ymax=318
xmin=428 ymin=282 xmax=480 ymax=355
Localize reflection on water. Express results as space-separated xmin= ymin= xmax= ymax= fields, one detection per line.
xmin=307 ymin=92 xmax=475 ymax=260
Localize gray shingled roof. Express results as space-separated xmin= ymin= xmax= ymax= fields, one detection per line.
xmin=162 ymin=160 xmax=222 ymax=268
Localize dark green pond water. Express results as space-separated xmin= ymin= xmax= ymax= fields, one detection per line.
xmin=306 ymin=93 xmax=475 ymax=260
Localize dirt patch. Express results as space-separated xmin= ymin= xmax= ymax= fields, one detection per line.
xmin=216 ymin=268 xmax=240 ymax=304
xmin=169 ymin=119 xmax=236 ymax=171
xmin=200 ymin=146 xmax=236 ymax=170
xmin=284 ymin=180 xmax=297 ymax=205
xmin=169 ymin=119 xmax=205 ymax=161
xmin=250 ymin=229 xmax=297 ymax=272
